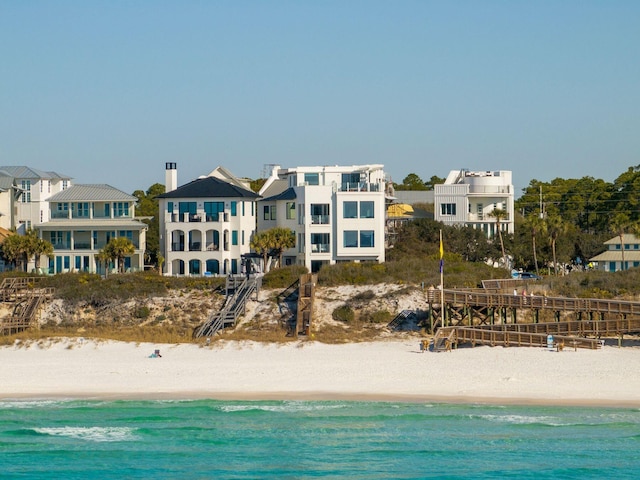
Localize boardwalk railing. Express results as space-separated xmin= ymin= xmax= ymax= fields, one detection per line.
xmin=427 ymin=288 xmax=640 ymax=316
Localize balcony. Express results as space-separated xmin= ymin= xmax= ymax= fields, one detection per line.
xmin=189 ymin=242 xmax=201 ymax=251
xmin=339 ymin=182 xmax=382 ymax=193
xmin=311 ymin=244 xmax=330 ymax=253
xmin=206 ymin=243 xmax=219 ymax=251
xmin=171 ymin=243 xmax=185 ymax=252
xmin=73 ymin=242 xmax=92 ymax=250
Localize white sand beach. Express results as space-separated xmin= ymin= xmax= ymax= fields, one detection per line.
xmin=1 ymin=338 xmax=639 ymax=407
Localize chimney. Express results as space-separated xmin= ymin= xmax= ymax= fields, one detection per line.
xmin=165 ymin=162 xmax=177 ymax=192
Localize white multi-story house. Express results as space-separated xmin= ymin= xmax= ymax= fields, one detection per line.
xmin=157 ymin=163 xmax=260 ymax=276
xmin=0 ymin=166 xmax=72 ymax=233
xmin=434 ymin=169 xmax=514 ymax=238
xmin=37 ymin=184 xmax=147 ymax=274
xmin=258 ymin=164 xmax=387 ymax=273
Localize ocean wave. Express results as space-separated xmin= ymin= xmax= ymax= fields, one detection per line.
xmin=33 ymin=426 xmax=137 ymax=442
xmin=218 ymin=401 xmax=349 ymax=414
xmin=0 ymin=400 xmax=64 ymax=410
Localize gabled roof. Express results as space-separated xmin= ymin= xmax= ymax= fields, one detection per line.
xmin=0 ymin=166 xmax=72 ymax=180
xmin=157 ymin=176 xmax=260 ymax=200
xmin=48 ymin=184 xmax=136 ymax=202
xmin=603 ymin=234 xmax=640 ymax=244
xmin=260 ymin=187 xmax=297 ymax=202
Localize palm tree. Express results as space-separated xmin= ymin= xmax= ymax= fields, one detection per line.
xmin=488 ymin=208 xmax=508 ymax=269
xmin=250 ymin=231 xmax=273 ymax=273
xmin=96 ymin=249 xmax=111 ymax=277
xmin=102 ymin=237 xmax=135 ymax=273
xmin=0 ymin=232 xmax=23 ymax=271
xmin=546 ymin=215 xmax=567 ymax=276
xmin=524 ymin=215 xmax=546 ymax=277
xmin=270 ymin=227 xmax=296 ymax=268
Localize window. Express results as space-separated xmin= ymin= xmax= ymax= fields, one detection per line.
xmin=21 ymin=180 xmax=31 ymax=202
xmin=304 ymin=173 xmax=319 ymax=185
xmin=62 ymin=180 xmax=68 ymax=190
xmin=114 ymin=202 xmax=130 ymax=217
xmin=232 ymin=231 xmax=238 ymax=246
xmin=360 ymin=201 xmax=374 ymax=218
xmin=242 ymin=230 xmax=245 ymax=245
xmin=441 ymin=203 xmax=456 ymax=216
xmin=311 ymin=233 xmax=330 ymax=253
xmin=76 ymin=202 xmax=90 ymax=218
xmin=311 ymin=204 xmax=329 ymax=224
xmin=168 ymin=202 xmax=174 ymax=213
xmin=231 ymin=201 xmax=237 ymax=216
xmin=204 ymin=202 xmax=224 ymax=221
xmin=343 ymin=231 xmax=358 ymax=248
xmin=343 ymin=202 xmax=357 ymax=219
xmin=342 ymin=173 xmax=360 ymax=191
xmin=360 ymin=230 xmax=375 ymax=247
xmin=263 ymin=205 xmax=276 ymax=221
xmin=286 ymin=202 xmax=296 ymax=220
xmin=242 ymin=202 xmax=245 ymax=216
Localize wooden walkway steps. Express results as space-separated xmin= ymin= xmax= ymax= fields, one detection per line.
xmin=387 ymin=310 xmax=417 ymax=331
xmin=193 ymin=276 xmax=261 ymax=338
xmin=0 ymin=278 xmax=54 ymax=335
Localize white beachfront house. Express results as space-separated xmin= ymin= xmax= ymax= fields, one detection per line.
xmin=434 ymin=169 xmax=514 ymax=238
xmin=258 ymin=164 xmax=387 ymax=273
xmin=0 ymin=166 xmax=73 ymax=233
xmin=157 ymin=163 xmax=260 ymax=276
xmin=37 ymin=184 xmax=147 ymax=274
xmin=589 ymin=234 xmax=640 ymax=272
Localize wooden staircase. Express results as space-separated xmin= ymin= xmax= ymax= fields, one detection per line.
xmin=193 ymin=276 xmax=261 ymax=338
xmin=0 ymin=277 xmax=54 ymax=335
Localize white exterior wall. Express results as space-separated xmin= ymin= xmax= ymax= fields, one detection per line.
xmin=434 ymin=170 xmax=514 ymax=238
xmin=159 ymin=198 xmax=256 ymax=276
xmin=15 ymin=177 xmax=70 ymax=233
xmin=258 ymin=164 xmax=387 ymax=273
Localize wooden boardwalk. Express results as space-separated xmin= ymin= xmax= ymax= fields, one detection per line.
xmin=427 ymin=287 xmax=640 ymax=350
xmin=0 ymin=277 xmax=54 ymax=335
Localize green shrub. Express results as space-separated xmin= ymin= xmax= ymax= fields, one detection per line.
xmin=332 ymin=305 xmax=354 ymax=323
xmin=262 ymin=265 xmax=308 ymax=289
xmin=133 ymin=306 xmax=151 ymax=319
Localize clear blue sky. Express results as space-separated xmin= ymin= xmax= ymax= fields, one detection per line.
xmin=1 ymin=1 xmax=638 ymax=195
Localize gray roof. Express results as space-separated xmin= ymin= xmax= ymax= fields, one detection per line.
xmin=48 ymin=184 xmax=136 ymax=202
xmin=589 ymin=251 xmax=640 ymax=262
xmin=261 ymin=187 xmax=297 ymax=202
xmin=38 ymin=218 xmax=148 ymax=230
xmin=0 ymin=166 xmax=72 ymax=180
xmin=259 ymin=178 xmax=289 ymax=199
xmin=0 ymin=176 xmax=14 ymax=191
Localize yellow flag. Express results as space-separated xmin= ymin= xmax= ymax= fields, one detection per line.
xmin=439 ymin=235 xmax=443 ymax=259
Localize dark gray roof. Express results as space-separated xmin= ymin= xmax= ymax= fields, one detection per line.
xmin=158 ymin=176 xmax=261 ymax=200
xmin=0 ymin=166 xmax=72 ymax=180
xmin=261 ymin=187 xmax=297 ymax=202
xmin=48 ymin=184 xmax=136 ymax=202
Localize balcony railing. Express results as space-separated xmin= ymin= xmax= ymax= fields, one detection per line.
xmin=206 ymin=243 xmax=219 ymax=251
xmin=311 ymin=244 xmax=330 ymax=253
xmin=189 ymin=242 xmax=201 ymax=251
xmin=340 ymin=182 xmax=382 ymax=193
xmin=311 ymin=215 xmax=330 ymax=225
xmin=171 ymin=243 xmax=185 ymax=252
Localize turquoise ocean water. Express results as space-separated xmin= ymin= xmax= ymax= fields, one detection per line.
xmin=0 ymin=399 xmax=638 ymax=479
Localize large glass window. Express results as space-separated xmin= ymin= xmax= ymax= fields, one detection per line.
xmin=360 ymin=201 xmax=374 ymax=218
xmin=311 ymin=204 xmax=329 ymax=224
xmin=232 ymin=230 xmax=238 ymax=246
xmin=341 ymin=173 xmax=360 ymax=191
xmin=343 ymin=201 xmax=357 ymax=219
xmin=360 ymin=230 xmax=375 ymax=247
xmin=311 ymin=233 xmax=330 ymax=253
xmin=343 ymin=231 xmax=358 ymax=248
xmin=114 ymin=202 xmax=130 ymax=217
xmin=304 ymin=173 xmax=319 ymax=185
xmin=230 ymin=201 xmax=237 ymax=216
xmin=76 ymin=202 xmax=90 ymax=218
xmin=204 ymin=202 xmax=224 ymax=221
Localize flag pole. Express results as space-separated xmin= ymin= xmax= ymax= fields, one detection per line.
xmin=439 ymin=229 xmax=445 ymax=327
